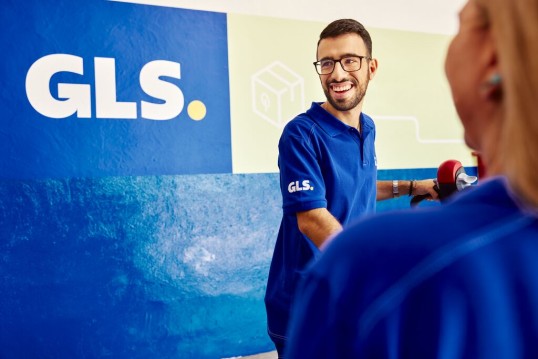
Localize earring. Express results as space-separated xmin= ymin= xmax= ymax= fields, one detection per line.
xmin=488 ymin=73 xmax=502 ymax=85
xmin=482 ymin=73 xmax=503 ymax=100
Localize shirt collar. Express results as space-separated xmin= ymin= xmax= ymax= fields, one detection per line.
xmin=306 ymin=102 xmax=374 ymax=137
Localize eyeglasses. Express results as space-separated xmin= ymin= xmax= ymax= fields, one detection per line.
xmin=313 ymin=55 xmax=371 ymax=75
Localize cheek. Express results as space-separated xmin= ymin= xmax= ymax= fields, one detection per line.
xmin=445 ymin=38 xmax=476 ymax=146
xmin=445 ymin=37 xmax=462 ymax=94
xmin=446 ymin=39 xmax=475 ymax=112
xmin=320 ymin=76 xmax=330 ymax=91
xmin=462 ymin=116 xmax=481 ymax=151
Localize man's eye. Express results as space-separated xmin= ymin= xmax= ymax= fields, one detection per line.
xmin=320 ymin=60 xmax=333 ymax=68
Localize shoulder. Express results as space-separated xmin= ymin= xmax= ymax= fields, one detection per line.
xmin=313 ymin=177 xmax=518 ymax=294
xmin=280 ymin=105 xmax=326 ymax=146
xmin=291 ymin=177 xmax=534 ymax=350
xmin=283 ymin=113 xmax=316 ymax=134
xmin=283 ymin=103 xmax=327 ymax=132
xmin=327 ymin=177 xmax=514 ymax=250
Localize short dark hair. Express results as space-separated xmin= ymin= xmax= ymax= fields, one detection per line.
xmin=317 ymin=19 xmax=373 ymax=57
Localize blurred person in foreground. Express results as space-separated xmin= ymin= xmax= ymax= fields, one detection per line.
xmin=285 ymin=0 xmax=538 ymax=358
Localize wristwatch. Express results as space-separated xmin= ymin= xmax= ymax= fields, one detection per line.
xmin=392 ymin=180 xmax=399 ymax=198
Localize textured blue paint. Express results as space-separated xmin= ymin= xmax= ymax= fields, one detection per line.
xmin=0 ymin=174 xmax=280 ymax=358
xmin=0 ymin=168 xmax=477 ymax=358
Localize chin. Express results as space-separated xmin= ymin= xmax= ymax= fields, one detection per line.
xmin=463 ymin=133 xmax=479 ymax=152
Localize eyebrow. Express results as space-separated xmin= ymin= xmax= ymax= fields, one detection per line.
xmin=318 ymin=53 xmax=361 ymax=61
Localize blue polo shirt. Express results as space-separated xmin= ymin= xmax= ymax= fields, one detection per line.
xmin=265 ymin=102 xmax=377 ymax=342
xmin=286 ymin=177 xmax=538 ymax=358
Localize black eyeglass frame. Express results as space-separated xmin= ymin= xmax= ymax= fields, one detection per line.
xmin=313 ymin=55 xmax=371 ymax=75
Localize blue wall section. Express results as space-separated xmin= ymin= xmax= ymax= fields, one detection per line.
xmin=0 ymin=168 xmax=477 ymax=358
xmin=1 ymin=0 xmax=231 ymax=179
xmin=0 ymin=174 xmax=280 ymax=358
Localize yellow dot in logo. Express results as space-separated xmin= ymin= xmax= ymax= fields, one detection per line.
xmin=187 ymin=100 xmax=207 ymax=121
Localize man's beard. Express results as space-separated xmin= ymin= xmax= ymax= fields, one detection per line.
xmin=323 ymin=78 xmax=369 ymax=112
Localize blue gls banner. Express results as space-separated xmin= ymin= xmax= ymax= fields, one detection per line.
xmin=0 ymin=0 xmax=231 ymax=179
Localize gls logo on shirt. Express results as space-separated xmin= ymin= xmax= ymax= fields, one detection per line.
xmin=288 ymin=180 xmax=314 ymax=193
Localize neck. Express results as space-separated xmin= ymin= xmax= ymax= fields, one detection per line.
xmin=321 ymin=102 xmax=363 ymax=129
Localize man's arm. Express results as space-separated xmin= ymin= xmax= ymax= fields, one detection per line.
xmin=376 ymin=179 xmax=438 ymax=201
xmin=296 ymin=208 xmax=343 ymax=249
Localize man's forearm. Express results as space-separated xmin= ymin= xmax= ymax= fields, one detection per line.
xmin=377 ymin=179 xmax=437 ymax=201
xmin=377 ymin=180 xmax=414 ymax=200
xmin=296 ymin=208 xmax=343 ymax=249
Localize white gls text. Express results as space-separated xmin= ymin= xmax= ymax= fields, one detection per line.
xmin=25 ymin=54 xmax=184 ymax=120
xmin=288 ymin=180 xmax=313 ymax=193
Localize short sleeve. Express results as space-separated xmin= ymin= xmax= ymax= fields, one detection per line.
xmin=278 ymin=121 xmax=327 ymax=214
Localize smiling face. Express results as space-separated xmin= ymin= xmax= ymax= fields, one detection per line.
xmin=317 ymin=33 xmax=377 ymax=115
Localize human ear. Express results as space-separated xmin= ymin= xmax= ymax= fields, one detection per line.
xmin=368 ymin=58 xmax=378 ymax=80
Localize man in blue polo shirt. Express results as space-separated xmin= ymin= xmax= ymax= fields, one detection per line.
xmin=264 ymin=18 xmax=438 ymax=357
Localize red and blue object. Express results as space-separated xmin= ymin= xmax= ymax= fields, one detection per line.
xmin=411 ymin=159 xmax=477 ymax=206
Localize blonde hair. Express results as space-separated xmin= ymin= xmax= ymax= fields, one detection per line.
xmin=481 ymin=0 xmax=538 ymax=207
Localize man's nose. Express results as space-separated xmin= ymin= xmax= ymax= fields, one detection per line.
xmin=331 ymin=61 xmax=347 ymax=78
